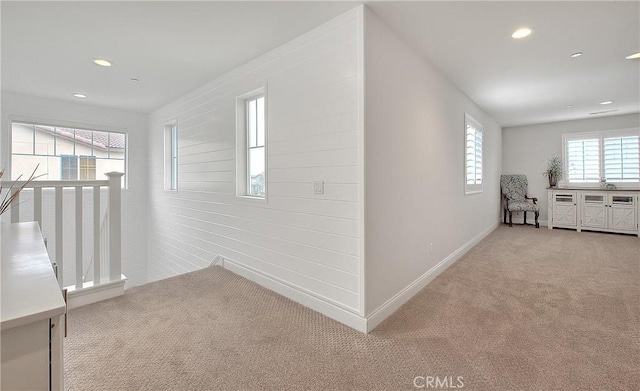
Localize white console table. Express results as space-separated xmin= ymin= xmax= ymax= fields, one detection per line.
xmin=547 ymin=188 xmax=640 ymax=237
xmin=1 ymin=222 xmax=66 ymax=391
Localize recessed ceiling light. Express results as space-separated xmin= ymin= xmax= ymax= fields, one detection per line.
xmin=626 ymin=52 xmax=640 ymax=60
xmin=73 ymin=93 xmax=87 ymax=98
xmin=565 ymin=105 xmax=574 ymax=108
xmin=570 ymin=52 xmax=583 ymax=58
xmin=590 ymin=109 xmax=619 ymax=115
xmin=130 ymin=78 xmax=140 ymax=82
xmin=512 ymin=27 xmax=532 ymax=39
xmin=599 ymin=100 xmax=614 ymax=105
xmin=93 ymin=58 xmax=112 ymax=67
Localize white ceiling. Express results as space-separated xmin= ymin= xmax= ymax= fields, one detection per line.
xmin=2 ymin=1 xmax=639 ymax=128
xmin=1 ymin=1 xmax=359 ymax=113
xmin=367 ymin=1 xmax=640 ymax=127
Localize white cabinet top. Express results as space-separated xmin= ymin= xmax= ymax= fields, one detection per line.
xmin=1 ymin=222 xmax=66 ymax=331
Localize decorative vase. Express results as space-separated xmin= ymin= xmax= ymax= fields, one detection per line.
xmin=548 ymin=174 xmax=557 ymax=188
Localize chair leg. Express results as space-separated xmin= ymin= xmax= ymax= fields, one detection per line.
xmin=503 ymin=209 xmax=507 ymax=224
xmin=535 ymin=211 xmax=540 ymax=228
xmin=508 ymin=211 xmax=513 ymax=227
xmin=523 ymin=211 xmax=527 ymax=225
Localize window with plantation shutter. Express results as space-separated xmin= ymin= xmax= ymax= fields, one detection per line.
xmin=562 ymin=129 xmax=640 ymax=188
xmin=464 ymin=114 xmax=483 ymax=194
xmin=566 ymin=138 xmax=600 ymax=182
xmin=603 ymin=136 xmax=639 ymax=182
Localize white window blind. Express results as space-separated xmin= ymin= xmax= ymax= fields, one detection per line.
xmin=567 ymin=138 xmax=600 ymax=182
xmin=563 ymin=128 xmax=639 ymax=187
xmin=464 ymin=114 xmax=483 ymax=194
xmin=604 ymin=135 xmax=640 ymax=182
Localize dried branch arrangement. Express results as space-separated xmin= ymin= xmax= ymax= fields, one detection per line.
xmin=0 ymin=165 xmax=43 ymax=216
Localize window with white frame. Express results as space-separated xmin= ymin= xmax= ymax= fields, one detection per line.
xmin=464 ymin=114 xmax=483 ymax=194
xmin=236 ymin=87 xmax=266 ymax=198
xmin=11 ymin=122 xmax=126 ymax=182
xmin=163 ymin=121 xmax=178 ymax=191
xmin=563 ymin=129 xmax=639 ymax=186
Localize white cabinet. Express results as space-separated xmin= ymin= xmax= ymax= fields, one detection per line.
xmin=1 ymin=222 xmax=66 ymax=391
xmin=548 ymin=189 xmax=639 ymax=237
xmin=551 ymin=191 xmax=578 ymax=228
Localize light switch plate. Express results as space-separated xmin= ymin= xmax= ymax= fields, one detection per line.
xmin=313 ymin=181 xmax=324 ymax=195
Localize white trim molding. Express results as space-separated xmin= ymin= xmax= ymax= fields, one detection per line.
xmin=365 ymin=222 xmax=499 ymax=332
xmin=220 ymin=257 xmax=368 ymax=332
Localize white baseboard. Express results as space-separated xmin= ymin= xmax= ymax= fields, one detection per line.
xmin=365 ymin=222 xmax=499 ymax=332
xmin=66 ymin=274 xmax=127 ymax=309
xmin=221 ymin=258 xmax=368 ymax=332
xmin=213 ymin=223 xmax=498 ymax=334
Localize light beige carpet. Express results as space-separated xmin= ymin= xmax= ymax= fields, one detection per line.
xmin=65 ymin=226 xmax=640 ymax=390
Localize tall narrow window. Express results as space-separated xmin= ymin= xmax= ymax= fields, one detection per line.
xmin=464 ymin=114 xmax=483 ymax=194
xmin=247 ymin=96 xmax=265 ymax=197
xmin=236 ymin=87 xmax=266 ymax=199
xmin=171 ymin=125 xmax=178 ymax=190
xmin=163 ymin=121 xmax=178 ymax=191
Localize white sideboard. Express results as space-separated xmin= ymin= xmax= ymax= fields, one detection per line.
xmin=1 ymin=222 xmax=66 ymax=391
xmin=547 ymin=188 xmax=640 ymax=237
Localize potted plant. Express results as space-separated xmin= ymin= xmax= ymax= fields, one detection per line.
xmin=542 ymin=154 xmax=563 ymax=188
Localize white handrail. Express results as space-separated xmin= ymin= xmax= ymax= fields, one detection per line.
xmin=0 ymin=173 xmax=123 ymax=293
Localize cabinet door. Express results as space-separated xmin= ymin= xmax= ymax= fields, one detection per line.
xmin=554 ymin=204 xmax=577 ymax=226
xmin=609 ymin=195 xmax=636 ymax=231
xmin=553 ymin=192 xmax=577 ymax=226
xmin=582 ymin=194 xmax=607 ymax=228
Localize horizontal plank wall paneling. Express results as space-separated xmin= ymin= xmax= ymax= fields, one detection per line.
xmin=148 ymin=7 xmax=365 ymax=320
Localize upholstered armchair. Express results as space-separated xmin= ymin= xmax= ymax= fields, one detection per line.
xmin=500 ymin=175 xmax=540 ymax=228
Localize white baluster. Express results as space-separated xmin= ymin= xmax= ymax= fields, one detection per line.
xmin=55 ymin=187 xmax=63 ymax=288
xmin=93 ymin=186 xmax=101 ymax=285
xmin=75 ymin=186 xmax=83 ymax=290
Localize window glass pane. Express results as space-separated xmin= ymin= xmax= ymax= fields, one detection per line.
xmin=54 ymin=127 xmax=75 ymax=155
xmin=171 ymin=125 xmax=178 ymax=189
xmin=248 ymin=147 xmax=265 ymax=196
xmin=108 ymin=133 xmax=126 ymax=159
xmin=12 ymin=123 xmax=35 ymax=155
xmin=91 ymin=131 xmax=110 ymax=158
xmin=11 ymin=155 xmax=52 ymax=180
xmin=247 ymin=99 xmax=257 ymax=148
xmin=34 ymin=126 xmax=55 ymax=155
xmin=257 ymin=97 xmax=265 ymax=147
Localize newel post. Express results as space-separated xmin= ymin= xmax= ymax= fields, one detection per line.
xmin=106 ymin=172 xmax=124 ymax=282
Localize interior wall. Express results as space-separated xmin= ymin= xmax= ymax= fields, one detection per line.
xmin=502 ymin=113 xmax=640 ymax=224
xmin=0 ymin=91 xmax=149 ymax=286
xmin=363 ymin=9 xmax=502 ymax=318
xmin=147 ymin=8 xmax=365 ymax=324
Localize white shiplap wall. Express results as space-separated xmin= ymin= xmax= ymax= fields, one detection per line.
xmin=147 ymin=8 xmax=365 ymax=323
